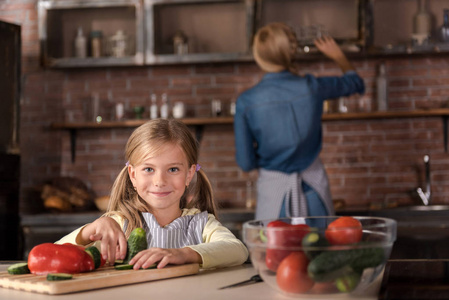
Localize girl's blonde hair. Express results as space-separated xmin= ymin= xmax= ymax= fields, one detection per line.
xmin=253 ymin=22 xmax=298 ymax=74
xmin=105 ymin=119 xmax=216 ymax=238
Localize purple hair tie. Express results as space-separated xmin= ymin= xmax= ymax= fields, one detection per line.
xmin=195 ymin=164 xmax=201 ymax=172
xmin=125 ymin=161 xmax=130 ymax=167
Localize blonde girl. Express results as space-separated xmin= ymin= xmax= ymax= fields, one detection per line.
xmin=57 ymin=119 xmax=248 ymax=269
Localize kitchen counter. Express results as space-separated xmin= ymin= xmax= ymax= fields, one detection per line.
xmin=0 ymin=263 xmax=288 ymax=300
xmin=2 ymin=259 xmax=448 ymax=300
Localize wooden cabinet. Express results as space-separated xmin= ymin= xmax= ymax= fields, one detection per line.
xmin=372 ymin=0 xmax=449 ymax=54
xmin=37 ymin=0 xmax=449 ymax=68
xmin=256 ymin=0 xmax=368 ymax=54
xmin=38 ymin=0 xmax=145 ymax=67
xmin=145 ymin=0 xmax=254 ymax=64
xmin=38 ymin=0 xmax=368 ymax=67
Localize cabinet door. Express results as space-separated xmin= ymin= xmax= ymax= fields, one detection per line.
xmin=145 ymin=0 xmax=254 ymax=64
xmin=38 ymin=0 xmax=145 ymax=68
xmin=373 ymin=0 xmax=449 ymax=53
xmin=255 ymin=0 xmax=367 ymax=53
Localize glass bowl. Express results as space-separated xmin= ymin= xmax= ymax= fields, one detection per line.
xmin=243 ymin=216 xmax=396 ymax=299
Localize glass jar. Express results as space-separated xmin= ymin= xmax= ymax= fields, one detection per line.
xmin=108 ymin=30 xmax=128 ymax=58
xmin=90 ymin=30 xmax=103 ymax=58
xmin=173 ymin=30 xmax=188 ymax=55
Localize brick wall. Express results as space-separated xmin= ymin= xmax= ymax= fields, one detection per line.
xmin=3 ymin=0 xmax=449 ymax=214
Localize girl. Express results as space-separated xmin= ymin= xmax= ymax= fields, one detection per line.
xmin=57 ymin=119 xmax=248 ymax=269
xmin=234 ymin=22 xmax=365 ymax=220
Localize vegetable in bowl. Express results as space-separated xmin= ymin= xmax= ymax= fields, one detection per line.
xmin=243 ymin=216 xmax=396 ymax=297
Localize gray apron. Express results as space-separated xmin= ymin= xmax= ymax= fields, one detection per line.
xmin=256 ymin=156 xmax=334 ymax=220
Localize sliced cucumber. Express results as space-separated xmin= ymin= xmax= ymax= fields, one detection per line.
xmin=47 ymin=273 xmax=73 ymax=281
xmin=7 ymin=262 xmax=30 ymax=275
xmin=142 ymin=263 xmax=157 ymax=269
xmin=114 ymin=263 xmax=157 ymax=271
xmin=115 ymin=264 xmax=134 ymax=270
xmin=85 ymin=246 xmax=102 ymax=269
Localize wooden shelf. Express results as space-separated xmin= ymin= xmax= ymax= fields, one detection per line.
xmin=322 ymin=109 xmax=449 ymax=121
xmin=50 ymin=117 xmax=235 ymax=130
xmin=51 ymin=109 xmax=449 ymax=162
xmin=51 ymin=109 xmax=449 ymax=130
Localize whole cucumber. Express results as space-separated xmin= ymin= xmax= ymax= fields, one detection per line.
xmin=308 ymin=247 xmax=385 ymax=282
xmin=302 ymin=232 xmax=329 ymax=260
xmin=123 ymin=228 xmax=148 ymax=264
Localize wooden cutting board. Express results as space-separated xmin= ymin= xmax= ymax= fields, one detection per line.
xmin=0 ymin=263 xmax=199 ymax=295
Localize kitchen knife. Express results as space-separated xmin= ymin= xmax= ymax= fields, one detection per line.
xmin=218 ymin=274 xmax=263 ymax=289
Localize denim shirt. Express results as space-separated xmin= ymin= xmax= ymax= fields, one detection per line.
xmin=234 ymin=70 xmax=365 ymax=173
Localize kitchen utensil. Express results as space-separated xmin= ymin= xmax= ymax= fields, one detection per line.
xmin=218 ymin=274 xmax=263 ymax=289
xmin=0 ymin=263 xmax=199 ymax=295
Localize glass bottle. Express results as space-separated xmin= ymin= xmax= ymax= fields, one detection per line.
xmin=173 ymin=30 xmax=188 ymax=55
xmin=172 ymin=102 xmax=185 ymax=119
xmin=438 ymin=9 xmax=449 ymax=43
xmin=91 ymin=92 xmax=102 ymax=123
xmin=150 ymin=93 xmax=158 ymax=119
xmin=413 ymin=0 xmax=431 ymax=36
xmin=115 ymin=103 xmax=124 ymax=121
xmin=74 ymin=27 xmax=87 ymax=58
xmin=160 ymin=93 xmax=169 ymax=119
xmin=376 ymin=63 xmax=388 ymax=111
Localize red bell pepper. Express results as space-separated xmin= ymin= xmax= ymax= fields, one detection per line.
xmin=266 ymin=220 xmax=310 ymax=272
xmin=28 ymin=243 xmax=96 ymax=275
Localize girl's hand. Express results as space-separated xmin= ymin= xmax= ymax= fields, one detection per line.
xmin=129 ymin=247 xmax=202 ymax=269
xmin=78 ymin=217 xmax=127 ymax=264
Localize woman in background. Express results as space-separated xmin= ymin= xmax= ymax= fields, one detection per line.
xmin=234 ymin=22 xmax=365 ymax=220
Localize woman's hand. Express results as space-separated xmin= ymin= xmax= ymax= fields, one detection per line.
xmin=314 ymin=36 xmax=354 ymax=73
xmin=314 ymin=36 xmax=344 ymax=60
xmin=77 ymin=217 xmax=127 ymax=264
xmin=129 ymin=247 xmax=202 ymax=269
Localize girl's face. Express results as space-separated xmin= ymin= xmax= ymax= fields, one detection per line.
xmin=128 ymin=143 xmax=196 ymax=214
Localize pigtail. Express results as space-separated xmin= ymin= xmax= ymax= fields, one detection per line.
xmin=185 ymin=168 xmax=217 ymax=218
xmin=104 ymin=165 xmax=149 ymax=238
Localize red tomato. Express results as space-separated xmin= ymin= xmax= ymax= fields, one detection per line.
xmin=325 ymin=216 xmax=363 ymax=245
xmin=276 ymin=251 xmax=314 ymax=294
xmin=266 ymin=220 xmax=309 ymax=271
